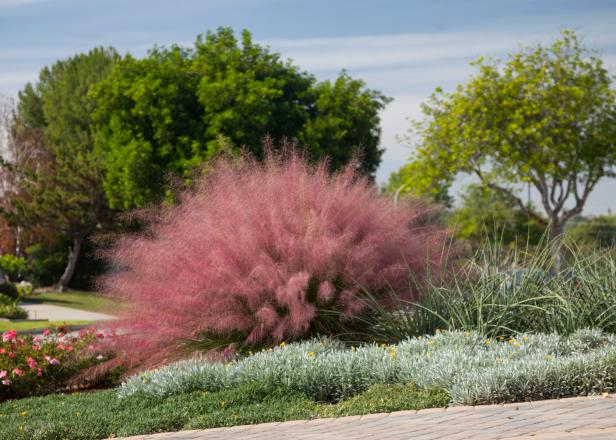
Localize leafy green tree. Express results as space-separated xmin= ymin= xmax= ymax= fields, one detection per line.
xmin=299 ymin=72 xmax=390 ymax=176
xmin=93 ymin=28 xmax=389 ymax=210
xmin=397 ymin=31 xmax=616 ymax=256
xmin=383 ymin=161 xmax=453 ymax=207
xmin=4 ymin=47 xmax=119 ymax=290
xmin=3 ymin=28 xmax=389 ymax=287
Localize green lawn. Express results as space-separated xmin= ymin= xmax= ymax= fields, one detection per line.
xmin=0 ymin=382 xmax=448 ymax=439
xmin=22 ymin=291 xmax=123 ymax=314
xmin=0 ymin=320 xmax=96 ymax=332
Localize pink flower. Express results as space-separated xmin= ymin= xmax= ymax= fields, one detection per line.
xmin=32 ymin=345 xmax=41 ymax=351
xmin=49 ymin=358 xmax=60 ymax=366
xmin=1 ymin=379 xmax=10 ymax=386
xmin=0 ymin=348 xmax=5 ymax=354
xmin=37 ymin=368 xmax=42 ymax=377
xmin=65 ymin=345 xmax=73 ymax=352
xmin=56 ymin=343 xmax=65 ymax=350
xmin=0 ymin=370 xmax=7 ymax=378
xmin=43 ymin=355 xmax=51 ymax=361
xmin=8 ymin=352 xmax=15 ymax=359
xmin=32 ymin=336 xmax=41 ymax=343
xmin=2 ymin=330 xmax=16 ymax=343
xmin=42 ymin=329 xmax=51 ymax=337
xmin=27 ymin=357 xmax=38 ymax=369
xmin=12 ymin=368 xmax=23 ymax=376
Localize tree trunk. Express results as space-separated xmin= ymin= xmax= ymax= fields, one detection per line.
xmin=548 ymin=218 xmax=564 ymax=272
xmin=56 ymin=235 xmax=85 ymax=292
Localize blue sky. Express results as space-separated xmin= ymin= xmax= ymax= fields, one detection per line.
xmin=1 ymin=0 xmax=615 ymax=213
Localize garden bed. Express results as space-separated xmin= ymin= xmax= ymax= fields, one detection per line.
xmin=2 ymin=329 xmax=615 ymax=439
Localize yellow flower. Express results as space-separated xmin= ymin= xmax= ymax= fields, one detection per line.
xmin=76 ymin=411 xmax=81 ymax=417
xmin=20 ymin=411 xmax=27 ymax=417
xmin=465 ymin=331 xmax=471 ymax=337
xmin=523 ymin=336 xmax=529 ymax=341
xmin=428 ymin=340 xmax=434 ymax=346
xmin=351 ymin=346 xmax=356 ymax=352
xmin=18 ymin=426 xmax=23 ymax=432
xmin=219 ymin=400 xmax=226 ymax=408
xmin=308 ymin=351 xmax=316 ymax=357
xmin=279 ymin=341 xmax=286 ymax=347
xmin=485 ymin=339 xmax=492 ymax=346
xmin=498 ymin=336 xmax=505 ymax=341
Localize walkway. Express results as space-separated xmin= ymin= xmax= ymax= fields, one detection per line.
xmin=115 ymin=394 xmax=616 ymax=440
xmin=19 ymin=302 xmax=116 ymax=321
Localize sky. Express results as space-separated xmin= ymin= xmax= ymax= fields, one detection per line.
xmin=1 ymin=0 xmax=615 ymax=214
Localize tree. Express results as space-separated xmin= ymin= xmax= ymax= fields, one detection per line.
xmin=93 ymin=27 xmax=389 ymax=210
xmin=0 ymin=95 xmax=51 ymax=257
xmin=299 ymin=72 xmax=390 ymax=176
xmin=383 ymin=161 xmax=453 ymax=207
xmin=3 ymin=48 xmax=119 ymax=290
xmin=399 ymin=30 xmax=616 ymax=260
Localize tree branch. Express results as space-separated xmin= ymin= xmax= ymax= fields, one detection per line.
xmin=473 ymin=168 xmax=547 ymax=225
xmin=562 ymin=172 xmax=602 ymax=222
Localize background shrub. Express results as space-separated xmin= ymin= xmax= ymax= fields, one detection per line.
xmin=0 ymin=282 xmax=19 ymax=301
xmin=0 ymin=303 xmax=28 ymax=319
xmin=100 ymin=150 xmax=447 ymax=368
xmin=0 ymin=255 xmax=27 ymax=281
xmin=24 ymin=243 xmax=67 ymax=287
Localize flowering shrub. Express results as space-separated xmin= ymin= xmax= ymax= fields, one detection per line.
xmin=100 ymin=151 xmax=448 ymax=368
xmin=0 ymin=328 xmax=108 ymax=401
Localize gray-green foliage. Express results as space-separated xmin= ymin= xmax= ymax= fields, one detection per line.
xmin=368 ymin=242 xmax=616 ymax=340
xmin=120 ymin=330 xmax=616 ymax=405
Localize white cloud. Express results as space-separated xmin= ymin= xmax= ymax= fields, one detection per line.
xmin=266 ymin=31 xmax=532 ymax=72
xmin=265 ymin=29 xmax=616 ymax=191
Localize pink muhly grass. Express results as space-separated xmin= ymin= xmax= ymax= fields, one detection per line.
xmin=99 ymin=150 xmax=448 ymax=368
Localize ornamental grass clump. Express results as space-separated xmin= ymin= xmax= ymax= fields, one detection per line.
xmin=100 ymin=150 xmax=447 ymax=368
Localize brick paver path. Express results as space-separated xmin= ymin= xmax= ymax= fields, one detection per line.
xmin=116 ymin=394 xmax=616 ymax=440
